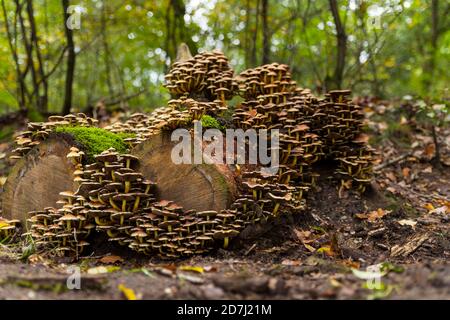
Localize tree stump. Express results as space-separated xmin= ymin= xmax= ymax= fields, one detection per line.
xmin=132 ymin=132 xmax=238 ymax=212
xmin=2 ymin=135 xmax=78 ymax=226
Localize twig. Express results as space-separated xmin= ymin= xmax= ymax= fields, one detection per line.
xmin=244 ymin=243 xmax=257 ymax=256
xmin=374 ymin=152 xmax=412 ymax=171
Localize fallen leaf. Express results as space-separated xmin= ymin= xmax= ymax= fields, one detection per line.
xmin=293 ymin=229 xmax=313 ymax=243
xmin=118 ymin=284 xmax=138 ymax=300
xmin=424 ymin=144 xmax=435 ymax=158
xmin=99 ymin=255 xmax=124 ymax=264
xmin=317 ymin=245 xmax=335 ymax=257
xmin=356 ymin=208 xmax=391 ymax=222
xmin=0 ymin=152 xmax=6 ymax=160
xmin=179 ymin=266 xmax=204 ymax=274
xmin=424 ymin=203 xmax=435 ymax=211
xmin=422 ymin=166 xmax=433 ymax=173
xmin=397 ymin=219 xmax=417 ymax=228
xmin=0 ymin=176 xmax=7 ymax=187
xmin=429 ymin=206 xmax=448 ymax=215
xmin=401 ymin=167 xmax=410 ymax=178
xmin=87 ymin=266 xmax=120 ymax=274
xmin=177 ymin=273 xmax=204 ymax=284
xmin=281 ymin=259 xmax=301 ymax=266
xmin=385 ymin=172 xmax=397 ymax=182
xmin=329 ymin=278 xmax=342 ymax=288
xmin=203 ymin=265 xmax=218 ymax=273
xmin=340 ymin=259 xmax=360 ymax=269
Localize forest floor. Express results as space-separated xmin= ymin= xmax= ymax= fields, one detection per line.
xmin=0 ymin=98 xmax=449 ymax=300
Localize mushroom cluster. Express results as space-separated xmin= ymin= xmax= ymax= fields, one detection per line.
xmin=233 ymin=63 xmax=374 ymax=215
xmin=164 ymin=50 xmax=237 ymax=106
xmin=10 ymin=113 xmax=98 ymax=160
xmin=307 ymin=90 xmax=375 ymax=192
xmin=24 ymin=192 xmax=94 ymax=255
xmin=0 ymin=218 xmax=20 ymax=243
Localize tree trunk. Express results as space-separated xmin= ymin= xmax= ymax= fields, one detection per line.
xmin=26 ymin=0 xmax=48 ymax=114
xmin=423 ymin=0 xmax=439 ymax=91
xmin=62 ymin=0 xmax=76 ymax=115
xmin=250 ymin=0 xmax=260 ymax=67
xmin=329 ymin=0 xmax=347 ymax=89
xmin=261 ymin=0 xmax=270 ymax=64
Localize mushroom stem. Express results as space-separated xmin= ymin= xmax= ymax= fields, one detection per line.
xmin=223 ymin=237 xmax=229 ymax=249
xmin=133 ymin=197 xmax=141 ymax=212
xmin=273 ymin=203 xmax=280 ymax=216
xmin=109 ymin=198 xmax=121 ymax=211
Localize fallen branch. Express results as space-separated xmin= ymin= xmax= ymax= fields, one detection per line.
xmin=374 ymin=152 xmax=412 ymax=171
xmin=390 ymin=232 xmax=430 ymax=258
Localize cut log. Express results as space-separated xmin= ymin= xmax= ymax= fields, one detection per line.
xmin=2 ymin=132 xmax=239 ymax=226
xmin=132 ymin=132 xmax=238 ymax=212
xmin=2 ymin=136 xmax=78 ymax=226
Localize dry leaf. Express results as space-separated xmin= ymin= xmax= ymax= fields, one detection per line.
xmin=179 ymin=266 xmax=204 ymax=273
xmin=99 ymin=255 xmax=124 ymax=264
xmin=317 ymin=245 xmax=335 ymax=257
xmin=424 ymin=203 xmax=435 ymax=211
xmin=356 ymin=208 xmax=391 ymax=222
xmin=281 ymin=259 xmax=301 ymax=266
xmin=385 ymin=172 xmax=397 ymax=182
xmin=0 ymin=176 xmax=7 ymax=187
xmin=203 ymin=265 xmax=218 ymax=273
xmin=429 ymin=206 xmax=448 ymax=215
xmin=118 ymin=284 xmax=138 ymax=300
xmin=401 ymin=167 xmax=410 ymax=178
xmin=422 ymin=166 xmax=433 ymax=173
xmin=424 ymin=144 xmax=435 ymax=158
xmin=397 ymin=219 xmax=417 ymax=228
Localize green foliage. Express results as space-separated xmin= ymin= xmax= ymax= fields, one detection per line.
xmin=0 ymin=124 xmax=15 ymax=142
xmin=201 ymin=115 xmax=224 ymax=130
xmin=0 ymin=0 xmax=448 ymax=115
xmin=54 ymin=126 xmax=134 ymax=161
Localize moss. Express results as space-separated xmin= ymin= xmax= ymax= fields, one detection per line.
xmin=201 ymin=115 xmax=224 ymax=130
xmin=55 ymin=126 xmax=135 ymax=161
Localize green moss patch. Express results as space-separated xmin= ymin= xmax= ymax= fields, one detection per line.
xmin=201 ymin=115 xmax=224 ymax=130
xmin=55 ymin=126 xmax=134 ymax=161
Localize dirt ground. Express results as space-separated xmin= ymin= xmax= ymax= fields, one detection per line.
xmin=0 ymin=100 xmax=449 ymax=300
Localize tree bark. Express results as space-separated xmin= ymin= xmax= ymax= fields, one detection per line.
xmin=261 ymin=0 xmax=270 ymax=64
xmin=250 ymin=0 xmax=260 ymax=67
xmin=26 ymin=0 xmax=48 ymax=113
xmin=62 ymin=0 xmax=76 ymax=115
xmin=329 ymin=0 xmax=347 ymax=89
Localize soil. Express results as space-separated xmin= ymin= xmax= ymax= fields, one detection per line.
xmin=0 ymin=103 xmax=449 ymax=300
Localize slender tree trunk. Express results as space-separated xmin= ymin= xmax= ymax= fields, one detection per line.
xmin=101 ymin=0 xmax=113 ymax=97
xmin=423 ymin=0 xmax=439 ymax=91
xmin=244 ymin=0 xmax=251 ymax=67
xmin=62 ymin=0 xmax=76 ymax=115
xmin=261 ymin=0 xmax=270 ymax=64
xmin=16 ymin=0 xmax=40 ymax=109
xmin=26 ymin=0 xmax=48 ymax=113
xmin=250 ymin=0 xmax=260 ymax=67
xmin=1 ymin=0 xmax=26 ymax=110
xmin=329 ymin=0 xmax=347 ymax=89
